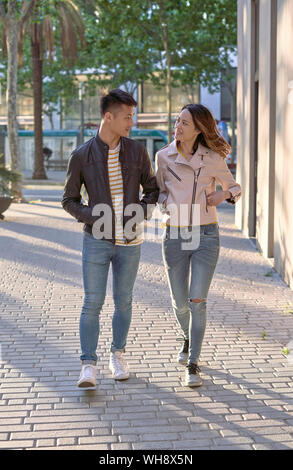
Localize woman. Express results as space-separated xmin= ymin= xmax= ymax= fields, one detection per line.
xmin=155 ymin=104 xmax=241 ymax=387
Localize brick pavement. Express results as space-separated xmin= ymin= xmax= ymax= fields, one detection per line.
xmin=1 ymin=200 xmax=293 ymax=450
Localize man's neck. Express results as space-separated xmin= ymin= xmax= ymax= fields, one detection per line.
xmin=98 ymin=125 xmax=121 ymax=150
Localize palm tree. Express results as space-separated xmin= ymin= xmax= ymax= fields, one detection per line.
xmin=26 ymin=0 xmax=87 ymax=179
xmin=0 ymin=0 xmax=36 ymax=201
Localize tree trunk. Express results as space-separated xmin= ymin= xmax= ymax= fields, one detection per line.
xmin=59 ymin=98 xmax=63 ymax=159
xmin=6 ymin=13 xmax=23 ymax=201
xmin=31 ymin=23 xmax=47 ymax=179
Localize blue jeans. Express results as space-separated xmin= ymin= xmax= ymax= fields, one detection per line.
xmin=162 ymin=224 xmax=220 ymax=363
xmin=80 ymin=232 xmax=141 ymax=363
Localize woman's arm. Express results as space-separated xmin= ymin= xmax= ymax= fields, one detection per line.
xmin=213 ymin=158 xmax=241 ymax=205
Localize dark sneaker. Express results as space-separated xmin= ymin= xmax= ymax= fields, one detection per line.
xmin=185 ymin=363 xmax=202 ymax=387
xmin=177 ymin=338 xmax=189 ymax=364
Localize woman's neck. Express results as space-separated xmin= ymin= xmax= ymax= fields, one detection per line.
xmin=178 ymin=140 xmax=198 ymax=157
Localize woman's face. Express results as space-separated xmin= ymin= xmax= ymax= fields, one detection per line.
xmin=174 ymin=108 xmax=201 ymax=144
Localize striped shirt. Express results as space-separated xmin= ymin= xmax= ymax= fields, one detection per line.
xmin=108 ymin=143 xmax=143 ymax=246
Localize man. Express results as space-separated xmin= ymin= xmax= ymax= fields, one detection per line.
xmin=61 ymin=89 xmax=159 ymax=388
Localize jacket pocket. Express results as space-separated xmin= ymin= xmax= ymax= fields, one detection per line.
xmin=166 ymin=165 xmax=181 ymax=181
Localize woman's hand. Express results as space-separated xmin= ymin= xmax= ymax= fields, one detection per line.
xmin=206 ymin=190 xmax=231 ymax=207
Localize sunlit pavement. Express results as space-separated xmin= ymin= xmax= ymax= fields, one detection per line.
xmin=1 ymin=198 xmax=293 ymax=450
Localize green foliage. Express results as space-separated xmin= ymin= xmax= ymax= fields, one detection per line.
xmin=282 ymin=347 xmax=291 ymax=356
xmin=77 ymin=0 xmax=157 ymax=94
xmin=1 ymin=0 xmax=238 ymax=122
xmin=264 ymin=269 xmax=275 ymax=277
xmin=0 ymin=159 xmax=22 ymax=196
xmin=282 ymin=305 xmax=293 ymax=315
xmin=81 ymin=0 xmax=237 ymax=92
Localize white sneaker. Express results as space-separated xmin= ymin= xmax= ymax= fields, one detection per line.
xmin=109 ymin=351 xmax=130 ymax=380
xmin=77 ymin=364 xmax=96 ymax=388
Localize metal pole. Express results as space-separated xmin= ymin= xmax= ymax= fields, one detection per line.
xmin=79 ymin=82 xmax=85 ymax=145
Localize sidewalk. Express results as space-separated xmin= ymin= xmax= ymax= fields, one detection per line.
xmin=22 ymin=170 xmax=67 ymax=187
xmin=0 ymin=200 xmax=293 ymax=450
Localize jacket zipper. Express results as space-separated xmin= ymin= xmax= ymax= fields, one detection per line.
xmin=167 ymin=165 xmax=182 ymax=181
xmin=189 ymin=168 xmax=202 ymax=226
xmin=204 ymin=190 xmax=208 ymax=213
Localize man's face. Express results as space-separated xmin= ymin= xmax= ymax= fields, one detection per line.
xmin=105 ymin=104 xmax=135 ymax=137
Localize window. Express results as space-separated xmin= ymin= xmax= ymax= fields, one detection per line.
xmin=0 ymin=90 xmax=33 ymax=117
xmin=141 ymin=81 xmax=199 ymax=113
xmin=153 ymin=139 xmax=166 ymax=157
xmin=63 ymin=81 xmax=108 ymax=129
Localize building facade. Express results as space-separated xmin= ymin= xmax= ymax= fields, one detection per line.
xmin=0 ymin=77 xmax=235 ymax=132
xmin=236 ymin=0 xmax=293 ymax=288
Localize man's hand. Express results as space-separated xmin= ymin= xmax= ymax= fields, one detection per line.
xmin=206 ymin=190 xmax=231 ymax=207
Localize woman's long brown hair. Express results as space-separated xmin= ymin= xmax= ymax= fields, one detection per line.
xmin=180 ymin=104 xmax=231 ymax=159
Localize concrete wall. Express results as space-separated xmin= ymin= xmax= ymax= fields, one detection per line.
xmin=255 ymin=0 xmax=276 ymax=258
xmin=235 ymin=0 xmax=255 ymax=237
xmin=237 ymin=0 xmax=293 ymax=289
xmin=274 ymin=0 xmax=293 ymax=287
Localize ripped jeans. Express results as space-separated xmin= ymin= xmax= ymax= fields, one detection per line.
xmin=162 ymin=223 xmax=220 ymax=363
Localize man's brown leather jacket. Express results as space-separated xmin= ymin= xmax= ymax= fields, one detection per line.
xmin=61 ymin=133 xmax=159 ymax=243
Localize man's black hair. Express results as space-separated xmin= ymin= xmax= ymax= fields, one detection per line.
xmin=100 ymin=89 xmax=137 ymax=116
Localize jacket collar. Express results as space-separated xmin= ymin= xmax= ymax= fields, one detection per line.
xmin=168 ymin=139 xmax=209 ymax=157
xmin=168 ymin=140 xmax=209 ymax=169
xmin=94 ymin=132 xmax=127 ymax=162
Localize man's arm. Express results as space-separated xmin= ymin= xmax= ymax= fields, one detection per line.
xmin=139 ymin=146 xmax=159 ymax=218
xmin=61 ymin=152 xmax=97 ymax=225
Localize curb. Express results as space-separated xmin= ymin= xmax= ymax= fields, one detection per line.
xmin=23 ymin=180 xmax=65 ymax=187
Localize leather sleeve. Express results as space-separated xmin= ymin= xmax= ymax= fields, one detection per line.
xmin=139 ymin=146 xmax=159 ymax=219
xmin=61 ymin=152 xmax=97 ymax=225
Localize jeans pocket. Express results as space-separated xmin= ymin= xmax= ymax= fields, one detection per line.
xmin=204 ymin=223 xmax=219 ymax=236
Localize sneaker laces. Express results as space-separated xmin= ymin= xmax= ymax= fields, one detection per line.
xmin=186 ymin=363 xmax=201 ymax=375
xmin=83 ymin=365 xmax=94 ymax=378
xmin=112 ymin=352 xmax=127 ymax=368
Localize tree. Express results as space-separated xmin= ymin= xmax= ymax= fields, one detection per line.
xmin=140 ymin=0 xmax=237 ymax=141
xmin=221 ymin=64 xmax=237 ymax=163
xmin=42 ymin=70 xmax=78 ymax=130
xmin=84 ymin=0 xmax=237 ymax=142
xmin=0 ymin=0 xmax=36 ymax=201
xmin=23 ymin=0 xmax=87 ymax=179
xmin=79 ymin=0 xmax=156 ymax=100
